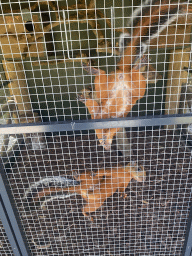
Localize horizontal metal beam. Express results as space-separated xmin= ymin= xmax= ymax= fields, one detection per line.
xmin=182 ymin=204 xmax=192 ymax=256
xmin=0 ymin=113 xmax=192 ymax=135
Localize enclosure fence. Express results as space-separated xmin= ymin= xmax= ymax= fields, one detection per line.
xmin=0 ymin=0 xmax=192 ymax=255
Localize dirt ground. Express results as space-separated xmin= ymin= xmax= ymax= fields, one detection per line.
xmin=1 ymin=128 xmax=192 ymax=255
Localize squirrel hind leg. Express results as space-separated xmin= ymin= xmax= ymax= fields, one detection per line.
xmin=81 ymin=209 xmax=94 ymax=222
xmin=97 ymin=128 xmax=120 ymax=150
xmin=77 ymin=89 xmax=91 ymax=103
xmin=82 ymin=198 xmax=104 ymax=216
xmin=96 ymin=130 xmax=112 ymax=150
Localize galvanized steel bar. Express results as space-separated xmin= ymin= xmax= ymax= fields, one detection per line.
xmin=0 ymin=113 xmax=191 ymax=135
xmin=182 ymin=204 xmax=192 ymax=256
xmin=0 ymin=161 xmax=31 ymax=256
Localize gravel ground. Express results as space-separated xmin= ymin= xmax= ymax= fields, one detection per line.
xmin=1 ymin=128 xmax=192 ymax=256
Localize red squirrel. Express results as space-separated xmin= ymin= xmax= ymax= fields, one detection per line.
xmin=32 ymin=163 xmax=146 ymax=220
xmin=78 ymin=0 xmax=192 ymax=150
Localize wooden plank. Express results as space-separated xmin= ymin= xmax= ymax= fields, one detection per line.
xmin=0 ymin=14 xmax=44 ymax=59
xmin=2 ymin=60 xmax=41 ymax=123
xmin=165 ymin=47 xmax=191 ymax=129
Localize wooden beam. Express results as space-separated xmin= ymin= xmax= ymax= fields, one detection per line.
xmin=165 ymin=47 xmax=191 ymax=129
xmin=2 ymin=60 xmax=41 ymax=123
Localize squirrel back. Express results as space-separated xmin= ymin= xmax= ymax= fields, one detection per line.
xmin=118 ymin=0 xmax=192 ymax=71
xmin=24 ymin=164 xmax=146 ymax=220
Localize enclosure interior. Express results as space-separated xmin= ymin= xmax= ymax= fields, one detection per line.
xmin=0 ymin=0 xmax=192 ymax=255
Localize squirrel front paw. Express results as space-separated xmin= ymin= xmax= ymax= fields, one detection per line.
xmin=77 ymin=89 xmax=91 ymax=103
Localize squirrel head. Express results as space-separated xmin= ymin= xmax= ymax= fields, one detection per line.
xmin=128 ymin=162 xmax=146 ymax=182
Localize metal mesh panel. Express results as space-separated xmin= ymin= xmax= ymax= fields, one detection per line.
xmin=2 ymin=129 xmax=192 ymax=255
xmin=0 ymin=0 xmax=192 ymax=255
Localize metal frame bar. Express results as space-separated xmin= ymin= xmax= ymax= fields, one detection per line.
xmin=0 ymin=4 xmax=191 ymax=255
xmin=0 ymin=113 xmax=192 ymax=135
xmin=0 ymin=160 xmax=31 ymax=256
xmin=182 ymin=204 xmax=192 ymax=256
xmin=182 ymin=41 xmax=192 ymax=256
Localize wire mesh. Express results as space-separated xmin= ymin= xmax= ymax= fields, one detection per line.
xmin=0 ymin=0 xmax=191 ymax=255
xmin=2 ymin=129 xmax=192 ymax=255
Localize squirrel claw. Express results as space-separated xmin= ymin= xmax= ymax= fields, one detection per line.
xmin=77 ymin=93 xmax=86 ymax=103
xmin=77 ymin=89 xmax=91 ymax=103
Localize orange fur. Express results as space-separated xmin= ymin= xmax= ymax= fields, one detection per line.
xmin=34 ymin=163 xmax=146 ymax=220
xmin=79 ymin=1 xmax=192 ymax=150
xmin=80 ymin=68 xmax=146 ymax=150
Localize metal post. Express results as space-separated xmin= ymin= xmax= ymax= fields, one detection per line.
xmin=182 ymin=204 xmax=192 ymax=256
xmin=0 ymin=160 xmax=31 ymax=256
